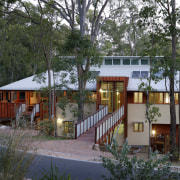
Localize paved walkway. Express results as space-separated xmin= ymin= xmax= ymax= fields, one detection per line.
xmin=34 ymin=127 xmax=114 ymax=162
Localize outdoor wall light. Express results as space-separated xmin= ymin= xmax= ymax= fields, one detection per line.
xmin=99 ymin=89 xmax=103 ymax=92
xmin=57 ymin=118 xmax=62 ymax=124
xmin=152 ymin=130 xmax=155 ymax=137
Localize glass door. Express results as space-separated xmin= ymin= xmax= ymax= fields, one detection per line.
xmin=100 ymin=82 xmax=113 ymax=113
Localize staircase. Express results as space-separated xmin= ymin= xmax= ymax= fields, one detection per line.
xmin=16 ymin=104 xmax=40 ymax=127
xmin=76 ymin=105 xmax=125 ymax=145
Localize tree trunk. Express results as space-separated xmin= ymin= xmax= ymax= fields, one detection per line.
xmin=169 ymin=0 xmax=177 ymax=161
xmin=77 ymin=65 xmax=85 ymax=122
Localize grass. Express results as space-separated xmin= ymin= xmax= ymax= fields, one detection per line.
xmin=0 ymin=128 xmax=36 ymax=180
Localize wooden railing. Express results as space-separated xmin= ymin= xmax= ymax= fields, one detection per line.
xmin=75 ymin=105 xmax=108 ymax=139
xmin=95 ymin=105 xmax=124 ymax=144
xmin=30 ymin=104 xmax=40 ymax=124
xmin=16 ymin=103 xmax=26 ymax=125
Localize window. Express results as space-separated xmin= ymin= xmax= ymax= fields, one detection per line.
xmin=132 ymin=71 xmax=140 ymax=78
xmin=105 ymin=59 xmax=112 ymax=65
xmin=141 ymin=59 xmax=149 ymax=65
xmin=141 ymin=71 xmax=149 ymax=78
xmin=149 ymin=93 xmax=163 ymax=104
xmin=64 ymin=121 xmax=74 ymax=133
xmin=134 ymin=92 xmax=143 ymax=103
xmin=123 ymin=59 xmax=130 ymax=65
xmin=89 ymin=71 xmax=100 ymax=79
xmin=131 ymin=59 xmax=139 ymax=65
xmin=164 ymin=93 xmax=170 ymax=103
xmin=174 ymin=93 xmax=179 ymax=104
xmin=113 ymin=59 xmax=121 ymax=65
xmin=20 ymin=92 xmax=25 ymax=99
xmin=133 ymin=122 xmax=144 ymax=132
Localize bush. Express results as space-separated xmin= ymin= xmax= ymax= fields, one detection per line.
xmin=102 ymin=139 xmax=179 ymax=180
xmin=0 ymin=129 xmax=36 ymax=180
xmin=39 ymin=120 xmax=55 ymax=136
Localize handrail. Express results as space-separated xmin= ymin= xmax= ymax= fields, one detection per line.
xmin=16 ymin=103 xmax=26 ymax=125
xmin=95 ymin=105 xmax=124 ymax=144
xmin=75 ymin=105 xmax=108 ymax=138
xmin=31 ymin=104 xmax=40 ymax=124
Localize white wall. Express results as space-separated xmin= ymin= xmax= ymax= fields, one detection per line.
xmin=127 ymin=104 xmax=179 ymax=146
xmin=56 ymin=102 xmax=96 ymax=137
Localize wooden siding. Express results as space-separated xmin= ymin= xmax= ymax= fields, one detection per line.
xmin=0 ymin=102 xmax=20 ymax=119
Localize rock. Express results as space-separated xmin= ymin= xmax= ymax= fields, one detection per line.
xmin=93 ymin=144 xmax=100 ymax=151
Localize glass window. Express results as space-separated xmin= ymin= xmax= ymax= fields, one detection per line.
xmin=174 ymin=93 xmax=179 ymax=104
xmin=141 ymin=71 xmax=149 ymax=78
xmin=105 ymin=59 xmax=112 ymax=65
xmin=123 ymin=59 xmax=130 ymax=65
xmin=6 ymin=92 xmax=8 ymax=100
xmin=115 ymin=82 xmax=124 ymax=92
xmin=132 ymin=71 xmax=140 ymax=78
xmin=20 ymin=92 xmax=25 ymax=100
xmin=164 ymin=93 xmax=170 ymax=103
xmin=133 ymin=122 xmax=144 ymax=132
xmin=134 ymin=92 xmax=143 ymax=103
xmin=64 ymin=121 xmax=74 ymax=133
xmin=141 ymin=59 xmax=149 ymax=65
xmin=113 ymin=59 xmax=121 ymax=65
xmin=149 ymin=93 xmax=163 ymax=104
xmin=131 ymin=59 xmax=139 ymax=65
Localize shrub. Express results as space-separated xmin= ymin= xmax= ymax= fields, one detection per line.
xmin=102 ymin=139 xmax=179 ymax=180
xmin=39 ymin=120 xmax=55 ymax=136
xmin=0 ymin=129 xmax=36 ymax=180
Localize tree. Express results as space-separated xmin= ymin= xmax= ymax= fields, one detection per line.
xmin=139 ymin=67 xmax=161 ymax=158
xmin=39 ymin=0 xmax=114 ymax=122
xmin=139 ymin=0 xmax=179 ymax=161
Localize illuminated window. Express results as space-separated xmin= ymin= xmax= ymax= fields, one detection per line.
xmin=134 ymin=92 xmax=143 ymax=103
xmin=64 ymin=121 xmax=74 ymax=133
xmin=164 ymin=93 xmax=170 ymax=103
xmin=133 ymin=122 xmax=144 ymax=132
xmin=149 ymin=93 xmax=163 ymax=104
xmin=174 ymin=93 xmax=179 ymax=104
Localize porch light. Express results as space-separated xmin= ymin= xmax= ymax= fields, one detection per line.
xmin=57 ymin=118 xmax=62 ymax=124
xmin=152 ymin=130 xmax=155 ymax=137
xmin=99 ymin=89 xmax=103 ymax=92
xmin=118 ymin=100 xmax=120 ymax=103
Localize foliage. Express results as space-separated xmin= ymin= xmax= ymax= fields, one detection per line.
xmin=38 ymin=120 xmax=55 ymax=136
xmin=102 ymin=139 xmax=179 ymax=180
xmin=0 ymin=129 xmax=36 ymax=180
xmin=39 ymin=160 xmax=71 ymax=180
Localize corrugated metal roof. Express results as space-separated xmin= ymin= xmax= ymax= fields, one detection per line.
xmin=0 ymin=65 xmax=179 ymax=92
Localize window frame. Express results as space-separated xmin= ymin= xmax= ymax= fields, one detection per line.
xmin=133 ymin=122 xmax=144 ymax=132
xmin=63 ymin=121 xmax=74 ymax=133
xmin=133 ymin=92 xmax=143 ymax=103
